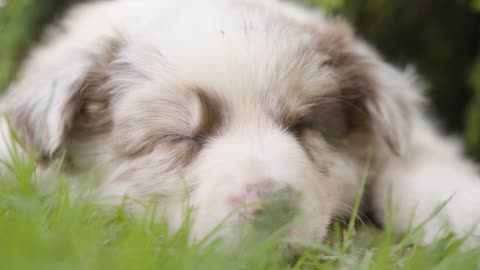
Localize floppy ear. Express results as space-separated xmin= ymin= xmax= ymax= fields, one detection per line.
xmin=361 ymin=57 xmax=423 ymax=156
xmin=316 ymin=20 xmax=423 ymax=155
xmin=4 ymin=38 xmax=121 ymax=163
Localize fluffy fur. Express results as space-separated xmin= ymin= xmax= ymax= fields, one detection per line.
xmin=1 ymin=0 xmax=480 ymax=249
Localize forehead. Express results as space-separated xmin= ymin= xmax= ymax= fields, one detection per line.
xmin=118 ymin=3 xmax=340 ymax=113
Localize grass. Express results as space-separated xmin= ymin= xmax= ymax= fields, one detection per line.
xmin=1 ymin=139 xmax=480 ymax=270
xmin=0 ymin=0 xmax=75 ymax=90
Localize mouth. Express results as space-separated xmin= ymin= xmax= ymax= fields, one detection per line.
xmin=249 ymin=198 xmax=297 ymax=233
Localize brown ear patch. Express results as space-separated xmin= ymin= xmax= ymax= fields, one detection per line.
xmin=8 ymin=37 xmax=124 ymax=165
xmin=315 ymin=19 xmax=377 ymax=108
xmin=311 ymin=18 xmax=413 ymax=155
xmin=67 ymin=37 xmax=123 ymax=139
xmin=306 ymin=19 xmax=385 ymax=144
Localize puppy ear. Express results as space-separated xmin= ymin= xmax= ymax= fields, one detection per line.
xmin=362 ymin=59 xmax=423 ymax=156
xmin=317 ymin=20 xmax=423 ymax=155
xmin=5 ymin=37 xmax=121 ymax=163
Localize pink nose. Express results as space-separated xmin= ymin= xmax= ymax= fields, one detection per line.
xmin=229 ymin=189 xmax=263 ymax=218
xmin=228 ymin=182 xmax=293 ymax=219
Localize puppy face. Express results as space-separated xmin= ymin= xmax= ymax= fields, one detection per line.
xmin=5 ymin=0 xmax=419 ymax=246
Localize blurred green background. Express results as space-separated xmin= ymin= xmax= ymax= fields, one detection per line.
xmin=0 ymin=0 xmax=479 ymax=159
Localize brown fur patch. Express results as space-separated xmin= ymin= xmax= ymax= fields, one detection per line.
xmin=193 ymin=88 xmax=226 ymax=140
xmin=311 ymin=20 xmax=377 ymax=139
xmin=267 ymin=18 xmax=381 ymax=159
xmin=113 ymin=87 xmax=226 ymax=169
xmin=146 ymin=88 xmax=226 ymax=168
xmin=9 ymin=37 xmax=123 ymax=165
xmin=52 ymin=37 xmax=127 ymax=169
xmin=68 ymin=37 xmax=123 ymax=136
xmin=315 ymin=20 xmax=377 ymax=107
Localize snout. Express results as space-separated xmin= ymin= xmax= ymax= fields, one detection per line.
xmin=188 ymin=128 xmax=333 ymax=245
xmin=229 ymin=182 xmax=296 ymax=225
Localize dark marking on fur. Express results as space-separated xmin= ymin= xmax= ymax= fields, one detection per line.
xmin=313 ymin=20 xmax=409 ymax=155
xmin=153 ymin=88 xmax=226 ymax=169
xmin=194 ymin=88 xmax=226 ymax=140
xmin=166 ymin=91 xmax=221 ymax=168
xmin=113 ymin=86 xmax=226 ymax=169
xmin=9 ymin=37 xmax=123 ymax=166
xmin=309 ymin=20 xmax=387 ymax=147
xmin=297 ymin=130 xmax=330 ymax=176
xmin=68 ymin=37 xmax=123 ymax=137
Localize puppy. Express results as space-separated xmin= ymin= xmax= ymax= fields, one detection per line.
xmin=2 ymin=0 xmax=480 ymax=248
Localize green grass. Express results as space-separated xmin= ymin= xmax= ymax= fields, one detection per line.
xmin=0 ymin=0 xmax=74 ymax=90
xmin=1 ymin=140 xmax=480 ymax=270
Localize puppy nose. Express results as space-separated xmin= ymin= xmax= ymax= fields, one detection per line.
xmin=229 ymin=182 xmax=295 ymax=220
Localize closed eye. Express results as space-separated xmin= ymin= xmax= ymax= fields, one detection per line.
xmin=285 ymin=95 xmax=356 ymax=140
xmin=155 ymin=133 xmax=201 ymax=145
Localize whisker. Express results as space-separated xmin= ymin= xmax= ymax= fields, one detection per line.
xmin=330 ymin=200 xmax=373 ymax=226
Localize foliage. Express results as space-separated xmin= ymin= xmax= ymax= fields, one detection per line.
xmin=304 ymin=0 xmax=344 ymax=12
xmin=2 ymin=143 xmax=480 ymax=270
xmin=0 ymin=0 xmax=76 ymax=90
xmin=467 ymin=57 xmax=480 ymax=159
xmin=473 ymin=0 xmax=480 ymax=11
xmin=467 ymin=1 xmax=480 ymax=159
